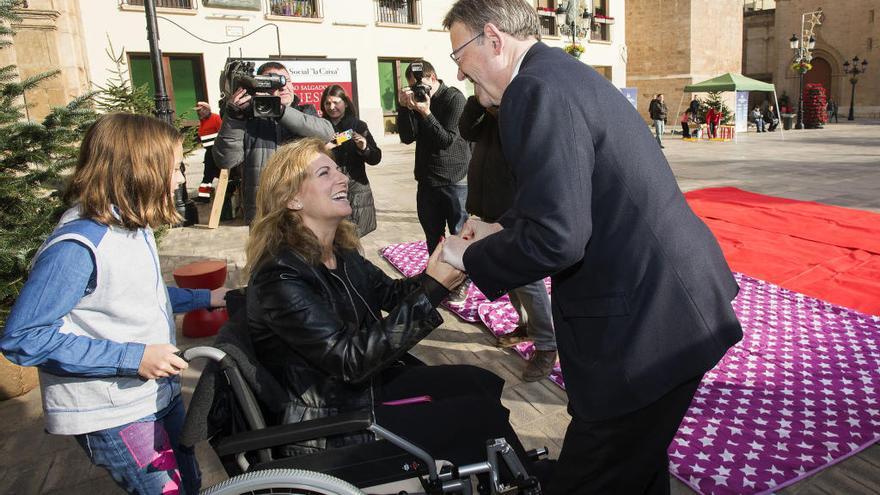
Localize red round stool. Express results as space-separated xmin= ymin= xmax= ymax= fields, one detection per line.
xmin=173 ymin=260 xmax=228 ymax=338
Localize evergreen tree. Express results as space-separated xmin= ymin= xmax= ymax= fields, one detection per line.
xmin=93 ymin=37 xmax=154 ymax=115
xmin=702 ymin=91 xmax=734 ymax=125
xmin=0 ymin=1 xmax=96 ymax=326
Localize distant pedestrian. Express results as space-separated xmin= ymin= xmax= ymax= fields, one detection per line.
xmin=649 ymin=93 xmax=668 ymax=148
xmin=195 ymin=101 xmax=222 ymax=202
xmin=688 ymin=94 xmax=701 ymax=117
xmin=826 ymin=97 xmax=839 ymax=123
xmin=751 ymin=106 xmax=765 ymax=133
xmin=680 ymin=109 xmax=693 ymax=138
xmin=764 ymin=105 xmax=779 ymax=132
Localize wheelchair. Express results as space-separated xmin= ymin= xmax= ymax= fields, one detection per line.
xmin=181 ymin=316 xmax=547 ymax=495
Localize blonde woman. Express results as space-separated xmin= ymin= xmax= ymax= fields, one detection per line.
xmin=244 ymin=138 xmax=530 ymax=466
xmin=1 ymin=113 xmax=229 ymax=494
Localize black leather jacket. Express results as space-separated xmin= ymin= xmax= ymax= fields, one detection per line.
xmin=247 ymin=246 xmax=448 ymax=454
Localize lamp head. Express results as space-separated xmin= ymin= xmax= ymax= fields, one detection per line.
xmin=807 ymin=36 xmax=816 ymax=50
xmin=789 ymin=34 xmax=799 ymax=50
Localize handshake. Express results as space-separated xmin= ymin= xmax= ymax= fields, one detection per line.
xmin=440 ymin=218 xmax=503 ymax=271
xmin=424 ymin=218 xmax=502 ymax=292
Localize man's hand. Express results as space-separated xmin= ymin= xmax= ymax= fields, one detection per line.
xmin=226 ymin=88 xmax=252 ymax=119
xmin=425 ymin=239 xmax=466 ymax=290
xmin=441 ymin=235 xmax=474 ymax=271
xmin=138 ymin=344 xmax=187 ymax=380
xmin=459 ymin=218 xmax=503 ymax=242
xmin=398 ymin=87 xmax=415 ymax=109
xmin=412 ymin=93 xmax=431 ymax=117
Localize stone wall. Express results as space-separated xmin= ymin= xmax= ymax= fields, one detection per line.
xmin=772 ymin=0 xmax=879 ymax=118
xmin=6 ymin=0 xmax=91 ymax=121
xmin=627 ymin=0 xmax=743 ymax=122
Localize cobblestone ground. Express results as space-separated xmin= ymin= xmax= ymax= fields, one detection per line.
xmin=1 ymin=121 xmax=878 ymax=494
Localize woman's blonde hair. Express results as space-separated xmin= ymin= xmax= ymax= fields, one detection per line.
xmin=65 ymin=113 xmax=182 ymax=229
xmin=243 ymin=138 xmax=359 ymax=281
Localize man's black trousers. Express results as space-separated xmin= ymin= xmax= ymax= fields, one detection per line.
xmin=416 ymin=183 xmax=468 ymax=254
xmin=546 ymin=374 xmax=703 ymax=495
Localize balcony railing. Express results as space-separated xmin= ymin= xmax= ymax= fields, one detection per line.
xmin=268 ymin=0 xmax=320 ymax=18
xmin=375 ymin=0 xmax=420 ymax=25
xmin=122 ymin=0 xmax=195 ymax=9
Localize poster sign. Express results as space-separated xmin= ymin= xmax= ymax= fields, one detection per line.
xmin=620 ymin=87 xmax=638 ymax=110
xmin=241 ymin=59 xmax=358 ymax=117
xmin=735 ymin=91 xmax=750 ymax=132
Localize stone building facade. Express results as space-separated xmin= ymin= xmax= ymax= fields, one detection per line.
xmin=626 ymin=0 xmax=744 ymax=122
xmin=5 ymin=0 xmax=628 ymax=133
xmin=1 ymin=0 xmax=91 ymax=121
xmin=744 ymin=0 xmax=879 ymax=119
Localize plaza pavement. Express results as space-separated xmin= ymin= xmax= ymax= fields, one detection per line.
xmin=1 ymin=121 xmax=878 ymax=494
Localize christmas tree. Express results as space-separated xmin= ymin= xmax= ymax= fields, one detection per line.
xmin=0 ymin=1 xmax=96 ymax=326
xmin=701 ymin=91 xmax=734 ymax=125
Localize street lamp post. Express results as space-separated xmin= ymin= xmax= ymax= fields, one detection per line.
xmin=789 ymin=33 xmax=815 ymax=130
xmin=556 ymin=1 xmax=591 ymax=47
xmin=842 ymin=56 xmax=869 ymax=121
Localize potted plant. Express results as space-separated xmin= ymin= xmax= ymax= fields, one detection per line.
xmin=564 ymin=43 xmax=585 ymax=58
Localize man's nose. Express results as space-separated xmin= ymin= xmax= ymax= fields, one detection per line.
xmin=457 ymin=67 xmax=466 ymax=81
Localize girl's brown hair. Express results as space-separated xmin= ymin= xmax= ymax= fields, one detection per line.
xmin=243 ymin=138 xmax=359 ymax=281
xmin=65 ymin=113 xmax=182 ymax=229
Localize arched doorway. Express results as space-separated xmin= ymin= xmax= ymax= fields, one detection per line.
xmin=806 ymin=57 xmax=832 ymax=98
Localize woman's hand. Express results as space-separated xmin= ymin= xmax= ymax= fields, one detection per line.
xmin=138 ymin=344 xmax=187 ymax=380
xmin=426 ymin=239 xmax=466 ymax=290
xmin=352 ymin=132 xmax=368 ymax=151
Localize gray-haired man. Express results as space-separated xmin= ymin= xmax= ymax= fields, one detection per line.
xmin=441 ymin=1 xmax=742 ymax=493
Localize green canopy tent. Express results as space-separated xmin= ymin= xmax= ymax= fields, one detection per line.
xmin=677 ymin=72 xmax=783 ymax=140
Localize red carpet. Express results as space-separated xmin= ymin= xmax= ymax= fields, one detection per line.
xmin=685 ymin=187 xmax=880 ymax=315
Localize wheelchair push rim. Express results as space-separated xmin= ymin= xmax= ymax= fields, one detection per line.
xmin=200 ymin=468 xmax=366 ymax=495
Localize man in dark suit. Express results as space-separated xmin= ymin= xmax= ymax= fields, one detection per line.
xmin=442 ymin=1 xmax=743 ymax=493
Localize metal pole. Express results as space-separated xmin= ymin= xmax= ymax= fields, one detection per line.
xmin=795 ymin=71 xmax=805 ymax=129
xmin=847 ymin=79 xmax=856 ymax=121
xmin=144 ymin=0 xmax=174 ymax=124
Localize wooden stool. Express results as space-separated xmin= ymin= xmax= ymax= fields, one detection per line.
xmin=173 ymin=260 xmax=228 ymax=338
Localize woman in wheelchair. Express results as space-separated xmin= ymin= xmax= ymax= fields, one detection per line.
xmin=241 ymin=138 xmax=530 ymax=467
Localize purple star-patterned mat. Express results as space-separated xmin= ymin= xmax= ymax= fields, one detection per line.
xmin=381 ymin=241 xmax=880 ymax=495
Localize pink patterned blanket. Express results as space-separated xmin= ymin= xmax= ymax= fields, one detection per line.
xmin=380 ymin=241 xmax=880 ymax=495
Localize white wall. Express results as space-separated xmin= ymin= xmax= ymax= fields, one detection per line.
xmin=78 ymin=1 xmax=628 ymax=135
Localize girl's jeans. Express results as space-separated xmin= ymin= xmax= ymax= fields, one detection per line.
xmin=74 ymin=395 xmax=201 ymax=494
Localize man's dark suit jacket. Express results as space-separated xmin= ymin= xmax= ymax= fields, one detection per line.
xmin=463 ymin=42 xmax=743 ymax=422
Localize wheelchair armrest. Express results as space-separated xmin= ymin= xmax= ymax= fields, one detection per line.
xmin=214 ymin=410 xmax=373 ymax=457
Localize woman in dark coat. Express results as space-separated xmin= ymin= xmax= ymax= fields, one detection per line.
xmin=321 ymin=85 xmax=381 ymax=237
xmin=243 ymin=138 xmax=530 ymax=466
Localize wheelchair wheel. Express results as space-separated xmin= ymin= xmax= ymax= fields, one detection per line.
xmin=201 ymin=468 xmax=366 ymax=495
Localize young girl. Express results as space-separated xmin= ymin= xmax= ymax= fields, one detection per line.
xmin=0 ymin=113 xmax=226 ymax=494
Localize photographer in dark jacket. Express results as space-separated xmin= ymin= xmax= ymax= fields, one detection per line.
xmin=396 ymin=60 xmax=471 ymax=254
xmin=244 ymin=138 xmax=530 ymax=465
xmin=320 ymin=84 xmax=382 ymax=237
xmin=213 ymin=62 xmax=335 ymax=224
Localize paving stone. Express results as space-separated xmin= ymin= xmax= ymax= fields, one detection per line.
xmin=4 ymin=122 xmax=879 ymax=494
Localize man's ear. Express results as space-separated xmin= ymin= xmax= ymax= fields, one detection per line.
xmin=484 ymin=22 xmax=505 ymax=55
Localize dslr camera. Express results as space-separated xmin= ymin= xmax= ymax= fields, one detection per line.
xmin=220 ymin=60 xmax=286 ymax=119
xmin=409 ymin=62 xmax=432 ymax=102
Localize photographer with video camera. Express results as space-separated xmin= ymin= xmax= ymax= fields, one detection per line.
xmin=213 ymin=61 xmax=334 ymax=224
xmin=396 ymin=60 xmax=471 ymax=255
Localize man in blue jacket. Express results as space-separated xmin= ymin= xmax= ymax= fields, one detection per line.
xmin=442 ymin=1 xmax=743 ymax=493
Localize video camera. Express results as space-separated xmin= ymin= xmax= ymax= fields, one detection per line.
xmin=220 ymin=60 xmax=286 ymax=119
xmin=409 ymin=62 xmax=432 ymax=102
